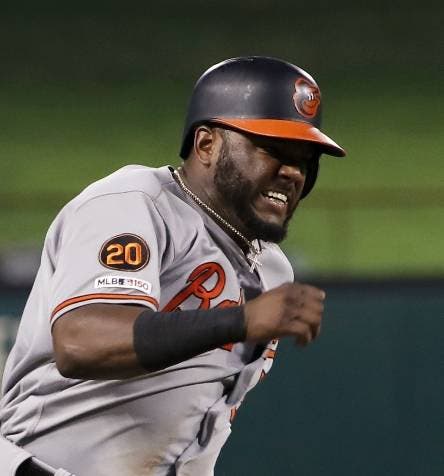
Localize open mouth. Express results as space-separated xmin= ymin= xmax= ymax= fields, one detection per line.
xmin=261 ymin=190 xmax=289 ymax=208
xmin=261 ymin=190 xmax=289 ymax=214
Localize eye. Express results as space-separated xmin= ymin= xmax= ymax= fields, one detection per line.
xmin=282 ymin=157 xmax=310 ymax=174
xmin=257 ymin=145 xmax=278 ymax=156
xmin=296 ymin=159 xmax=309 ymax=175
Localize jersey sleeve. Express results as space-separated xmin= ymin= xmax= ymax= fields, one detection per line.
xmin=49 ymin=191 xmax=166 ymax=325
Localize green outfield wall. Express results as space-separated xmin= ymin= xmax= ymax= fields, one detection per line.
xmin=1 ymin=0 xmax=443 ymax=277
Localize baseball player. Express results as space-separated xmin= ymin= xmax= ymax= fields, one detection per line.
xmin=0 ymin=56 xmax=345 ymax=476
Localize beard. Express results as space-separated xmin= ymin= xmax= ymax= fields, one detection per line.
xmin=213 ymin=144 xmax=290 ymax=243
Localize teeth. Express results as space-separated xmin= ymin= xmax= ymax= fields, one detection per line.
xmin=264 ymin=191 xmax=288 ymax=203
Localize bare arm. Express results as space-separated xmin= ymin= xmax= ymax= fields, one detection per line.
xmin=52 ymin=282 xmax=325 ymax=380
xmin=52 ymin=303 xmax=245 ymax=380
xmin=52 ymin=303 xmax=147 ymax=380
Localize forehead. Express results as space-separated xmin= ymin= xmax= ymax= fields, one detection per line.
xmin=222 ymin=127 xmax=318 ymax=157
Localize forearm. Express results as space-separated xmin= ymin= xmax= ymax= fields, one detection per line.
xmin=133 ymin=306 xmax=246 ymax=372
xmin=52 ymin=303 xmax=246 ymax=380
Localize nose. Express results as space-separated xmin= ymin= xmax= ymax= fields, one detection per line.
xmin=277 ymin=162 xmax=306 ymax=184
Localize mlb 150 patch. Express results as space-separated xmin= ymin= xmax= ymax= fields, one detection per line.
xmin=95 ymin=276 xmax=152 ymax=294
xmin=99 ymin=234 xmax=149 ymax=271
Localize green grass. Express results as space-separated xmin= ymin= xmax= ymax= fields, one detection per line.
xmin=285 ymin=207 xmax=444 ymax=277
xmin=1 ymin=79 xmax=443 ymax=276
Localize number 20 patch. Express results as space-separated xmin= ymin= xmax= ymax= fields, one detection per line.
xmin=99 ymin=234 xmax=150 ymax=271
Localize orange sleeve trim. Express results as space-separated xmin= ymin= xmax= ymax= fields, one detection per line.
xmin=51 ymin=293 xmax=159 ymax=319
xmin=264 ymin=349 xmax=276 ymax=359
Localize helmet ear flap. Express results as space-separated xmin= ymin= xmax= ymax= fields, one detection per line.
xmin=300 ymin=157 xmax=319 ymax=199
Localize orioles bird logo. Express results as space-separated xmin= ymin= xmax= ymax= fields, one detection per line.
xmin=293 ymin=78 xmax=321 ymax=118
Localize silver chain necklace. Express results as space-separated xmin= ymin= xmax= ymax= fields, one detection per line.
xmin=173 ymin=167 xmax=262 ymax=272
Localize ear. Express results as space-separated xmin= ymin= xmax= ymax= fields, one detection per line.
xmin=193 ymin=125 xmax=219 ymax=166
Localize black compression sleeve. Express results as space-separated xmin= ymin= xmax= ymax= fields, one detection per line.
xmin=133 ymin=306 xmax=246 ymax=372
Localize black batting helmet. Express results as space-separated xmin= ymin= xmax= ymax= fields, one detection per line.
xmin=180 ymin=56 xmax=346 ymax=198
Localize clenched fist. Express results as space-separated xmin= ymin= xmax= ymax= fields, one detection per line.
xmin=243 ymin=282 xmax=326 ymax=346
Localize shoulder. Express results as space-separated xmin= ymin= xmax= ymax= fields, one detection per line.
xmin=50 ymin=165 xmax=178 ymax=221
xmin=73 ymin=165 xmax=173 ymax=205
xmin=43 ymin=166 xmax=179 ymax=261
xmin=45 ymin=166 xmax=175 ymax=244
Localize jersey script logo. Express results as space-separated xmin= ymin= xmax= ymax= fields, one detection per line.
xmin=163 ymin=262 xmax=242 ymax=351
xmin=293 ymin=77 xmax=321 ymax=118
xmin=99 ymin=234 xmax=149 ymax=271
xmin=162 ymin=262 xmax=242 ymax=312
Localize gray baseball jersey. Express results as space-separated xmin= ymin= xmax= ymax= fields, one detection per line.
xmin=0 ymin=165 xmax=293 ymax=476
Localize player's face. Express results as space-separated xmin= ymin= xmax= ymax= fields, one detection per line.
xmin=213 ymin=129 xmax=317 ymax=243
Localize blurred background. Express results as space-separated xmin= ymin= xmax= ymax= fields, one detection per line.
xmin=1 ymin=1 xmax=443 ymax=474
